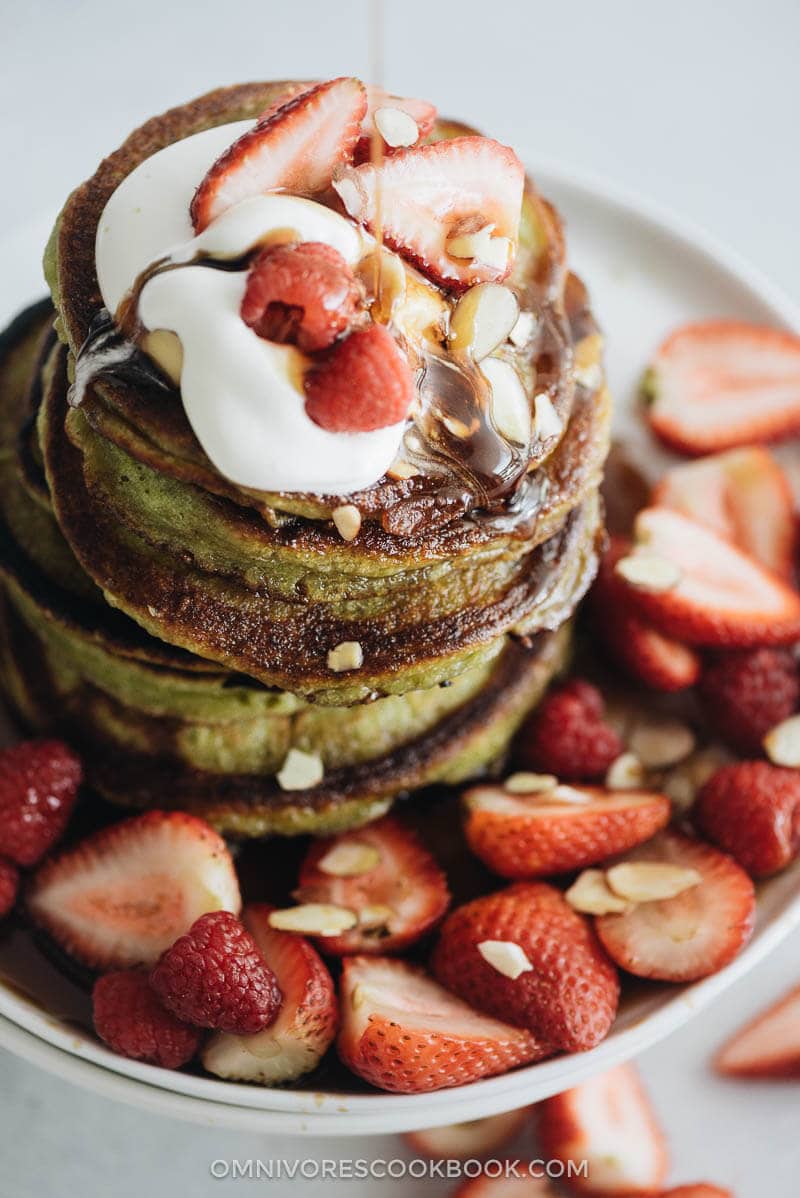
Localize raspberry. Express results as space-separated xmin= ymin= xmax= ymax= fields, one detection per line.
xmin=0 ymin=859 xmax=19 ymax=918
xmin=695 ymin=761 xmax=800 ymax=877
xmin=0 ymin=739 xmax=82 ymax=866
xmin=698 ymin=648 xmax=799 ymax=754
xmin=240 ymin=241 xmax=363 ymax=352
xmin=515 ymin=679 xmax=623 ymax=781
xmin=304 ymin=324 xmax=415 ymax=432
xmin=151 ymin=910 xmax=282 ymax=1034
xmin=93 ymin=970 xmax=200 ymax=1069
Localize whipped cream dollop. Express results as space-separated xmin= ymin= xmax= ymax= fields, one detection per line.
xmin=95 ymin=122 xmax=409 ymax=494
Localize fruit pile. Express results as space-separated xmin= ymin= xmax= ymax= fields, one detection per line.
xmin=2 ymin=313 xmax=800 ymax=1100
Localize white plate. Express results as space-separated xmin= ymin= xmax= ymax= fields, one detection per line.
xmin=1 ymin=161 xmax=799 ymax=1135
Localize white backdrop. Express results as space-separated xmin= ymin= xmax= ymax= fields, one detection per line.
xmin=1 ymin=1 xmax=799 ymax=1194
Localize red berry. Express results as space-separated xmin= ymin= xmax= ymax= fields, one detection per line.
xmin=698 ymin=648 xmax=799 ymax=754
xmin=0 ymin=859 xmax=19 ymax=918
xmin=695 ymin=761 xmax=800 ymax=877
xmin=431 ymin=882 xmax=619 ymax=1052
xmin=92 ymin=970 xmax=200 ymax=1069
xmin=151 ymin=910 xmax=282 ymax=1034
xmin=240 ymin=241 xmax=363 ymax=352
xmin=0 ymin=739 xmax=82 ymax=866
xmin=304 ymin=324 xmax=415 ymax=432
xmin=516 ymin=679 xmax=623 ymax=781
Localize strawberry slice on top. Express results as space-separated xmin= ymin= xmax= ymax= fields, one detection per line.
xmin=333 ymin=136 xmax=524 ymax=291
xmin=715 ymin=980 xmax=800 ymax=1079
xmin=653 ymin=447 xmax=797 ymax=582
xmin=293 ymin=815 xmax=450 ymax=954
xmin=643 ymin=319 xmax=800 ymax=456
xmin=191 ymin=76 xmax=368 ymax=232
xmin=615 ymin=506 xmax=800 ymax=647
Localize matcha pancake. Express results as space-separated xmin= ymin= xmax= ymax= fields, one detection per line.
xmin=39 ymin=81 xmax=609 ymax=698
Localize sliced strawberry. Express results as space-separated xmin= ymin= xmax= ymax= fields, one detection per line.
xmin=404 ymin=1107 xmax=529 ymax=1161
xmin=354 ymin=86 xmax=437 ymax=161
xmin=241 ymin=241 xmax=363 ymax=352
xmin=644 ymin=320 xmax=800 ymax=456
xmin=27 ymin=811 xmax=241 ymax=970
xmin=463 ymin=784 xmax=671 ymax=880
xmin=191 ymin=77 xmax=368 ymax=232
xmin=594 ymin=830 xmax=755 ymax=982
xmin=304 ymin=324 xmax=415 ymax=432
xmin=294 ymin=815 xmax=450 ymax=954
xmin=715 ymin=981 xmax=800 ymax=1079
xmin=431 ymin=882 xmax=619 ymax=1052
xmin=337 ymin=956 xmax=546 ymax=1093
xmin=695 ymin=761 xmax=800 ymax=877
xmin=616 ymin=507 xmax=800 ymax=647
xmin=202 ymin=903 xmax=337 ymax=1084
xmin=333 ymin=136 xmax=524 ymax=291
xmin=453 ymin=1166 xmax=556 ymax=1196
xmin=590 ymin=537 xmax=701 ymax=691
xmin=653 ymin=447 xmax=796 ymax=581
xmin=538 ymin=1064 xmax=669 ymax=1196
xmin=652 ymin=1188 xmax=733 ymax=1198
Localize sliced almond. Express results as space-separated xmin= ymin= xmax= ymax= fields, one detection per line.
xmin=532 ymin=392 xmax=563 ymax=441
xmin=605 ymin=752 xmax=646 ymax=790
xmin=326 ymin=641 xmax=364 ymax=673
xmin=332 ymin=504 xmax=362 ymax=542
xmin=615 ymin=552 xmax=682 ymax=593
xmin=574 ymin=362 xmax=604 ymax=391
xmin=374 ymin=106 xmax=419 ymax=148
xmin=477 ymin=939 xmax=533 ymax=980
xmin=606 ymin=862 xmax=702 ymax=903
xmin=276 ymin=748 xmax=324 ymax=791
xmin=566 ymin=870 xmax=633 ymax=915
xmin=318 ymin=841 xmax=381 ymax=877
xmin=268 ymin=903 xmax=357 ymax=936
xmin=358 ymin=903 xmax=394 ymax=930
xmin=446 ymin=224 xmax=512 ymax=272
xmin=387 ymin=459 xmax=420 ymax=480
xmin=764 ymin=713 xmax=800 ymax=767
xmin=663 ymin=745 xmax=731 ymax=813
xmin=482 ymin=357 xmax=531 ymax=445
xmin=504 ymin=772 xmax=559 ymax=795
xmin=547 ymin=785 xmax=594 ymax=805
xmin=449 ymin=283 xmax=519 ymax=362
xmin=509 ymin=309 xmax=537 ymax=348
xmin=629 ymin=718 xmax=695 ymax=769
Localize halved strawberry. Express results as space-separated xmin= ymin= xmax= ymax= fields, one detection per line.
xmin=294 ymin=816 xmax=450 ymax=954
xmin=191 ymin=77 xmax=367 ymax=232
xmin=202 ymin=903 xmax=338 ymax=1084
xmin=590 ymin=537 xmax=701 ymax=691
xmin=453 ymin=1166 xmax=556 ymax=1196
xmin=404 ymin=1106 xmax=529 ymax=1161
xmin=337 ymin=956 xmax=547 ymax=1093
xmin=431 ymin=882 xmax=619 ymax=1052
xmin=653 ymin=447 xmax=796 ymax=581
xmin=538 ymin=1064 xmax=669 ymax=1196
xmin=463 ymin=784 xmax=671 ymax=879
xmin=333 ymin=136 xmax=524 ymax=291
xmin=27 ymin=811 xmax=241 ymax=970
xmin=354 ymin=86 xmax=437 ymax=161
xmin=616 ymin=507 xmax=800 ymax=647
xmin=594 ymin=830 xmax=755 ymax=982
xmin=643 ymin=320 xmax=800 ymax=456
xmin=715 ymin=981 xmax=800 ymax=1079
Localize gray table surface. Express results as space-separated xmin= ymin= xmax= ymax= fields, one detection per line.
xmin=2 ymin=1 xmax=799 ymax=1194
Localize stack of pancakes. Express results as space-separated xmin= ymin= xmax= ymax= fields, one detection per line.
xmin=0 ymin=83 xmax=610 ymax=837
